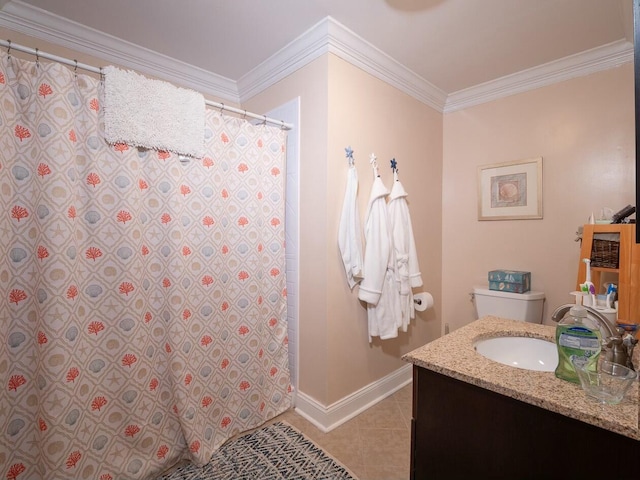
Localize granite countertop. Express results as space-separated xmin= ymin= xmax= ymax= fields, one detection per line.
xmin=402 ymin=316 xmax=639 ymax=441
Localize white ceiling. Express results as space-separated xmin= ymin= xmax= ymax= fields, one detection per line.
xmin=0 ymin=0 xmax=634 ymax=110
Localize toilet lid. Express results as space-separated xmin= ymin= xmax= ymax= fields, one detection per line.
xmin=473 ymin=286 xmax=545 ymax=301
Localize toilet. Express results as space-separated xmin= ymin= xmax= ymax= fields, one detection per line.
xmin=473 ymin=286 xmax=545 ymax=323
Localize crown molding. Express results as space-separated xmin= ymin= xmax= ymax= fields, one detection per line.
xmin=0 ymin=1 xmax=632 ymax=115
xmin=0 ymin=0 xmax=239 ymax=102
xmin=238 ymin=16 xmax=448 ymax=111
xmin=325 ymin=17 xmax=448 ymax=111
xmin=444 ymin=39 xmax=633 ymax=113
xmin=236 ymin=16 xmax=331 ymax=103
xmin=1 ymin=2 xmax=445 ymax=111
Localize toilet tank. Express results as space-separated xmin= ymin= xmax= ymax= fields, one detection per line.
xmin=473 ymin=287 xmax=545 ymax=323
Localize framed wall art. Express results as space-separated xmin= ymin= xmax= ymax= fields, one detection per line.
xmin=477 ymin=157 xmax=543 ymax=221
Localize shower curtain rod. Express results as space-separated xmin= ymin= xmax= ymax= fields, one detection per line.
xmin=0 ymin=39 xmax=293 ymax=130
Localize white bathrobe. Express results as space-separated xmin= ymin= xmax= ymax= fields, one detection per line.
xmin=388 ymin=172 xmax=423 ymax=332
xmin=338 ymin=164 xmax=364 ymax=289
xmin=358 ymin=174 xmax=402 ymax=341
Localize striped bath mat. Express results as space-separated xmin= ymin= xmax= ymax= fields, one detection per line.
xmin=157 ymin=422 xmax=358 ymax=480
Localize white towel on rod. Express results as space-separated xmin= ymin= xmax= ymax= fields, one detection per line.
xmin=103 ymin=66 xmax=205 ymax=158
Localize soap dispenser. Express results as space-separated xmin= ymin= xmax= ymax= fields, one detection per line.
xmin=554 ymin=305 xmax=602 ymax=384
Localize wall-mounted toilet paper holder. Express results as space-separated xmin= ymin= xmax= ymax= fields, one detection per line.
xmin=413 ymin=292 xmax=434 ymax=312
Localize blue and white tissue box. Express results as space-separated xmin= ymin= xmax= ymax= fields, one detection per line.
xmin=488 ymin=270 xmax=531 ymax=293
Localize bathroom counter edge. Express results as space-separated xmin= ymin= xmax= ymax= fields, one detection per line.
xmin=402 ymin=315 xmax=639 ymax=441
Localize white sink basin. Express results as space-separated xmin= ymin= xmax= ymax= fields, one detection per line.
xmin=474 ymin=336 xmax=558 ymax=372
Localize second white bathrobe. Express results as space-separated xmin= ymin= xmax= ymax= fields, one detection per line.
xmin=358 ymin=175 xmax=402 ymax=341
xmin=388 ymin=172 xmax=423 ymax=332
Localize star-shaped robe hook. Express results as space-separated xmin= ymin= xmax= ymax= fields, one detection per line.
xmin=345 ymin=146 xmax=354 ymax=161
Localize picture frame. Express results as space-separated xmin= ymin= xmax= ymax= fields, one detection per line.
xmin=477 ymin=157 xmax=543 ymax=221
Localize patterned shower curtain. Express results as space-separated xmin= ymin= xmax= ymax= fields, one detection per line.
xmin=0 ymin=52 xmax=291 ymax=480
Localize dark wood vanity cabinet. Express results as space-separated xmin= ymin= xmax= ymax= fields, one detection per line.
xmin=410 ymin=366 xmax=639 ymax=480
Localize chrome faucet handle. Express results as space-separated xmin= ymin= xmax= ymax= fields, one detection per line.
xmin=604 ymin=336 xmax=629 ymax=367
xmin=622 ymin=333 xmax=638 ymax=371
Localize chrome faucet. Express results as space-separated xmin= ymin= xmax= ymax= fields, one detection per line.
xmin=551 ymin=304 xmax=618 ymax=337
xmin=551 ymin=304 xmax=634 ymax=370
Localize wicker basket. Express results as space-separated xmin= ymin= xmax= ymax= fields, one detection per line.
xmin=590 ymin=239 xmax=620 ymax=268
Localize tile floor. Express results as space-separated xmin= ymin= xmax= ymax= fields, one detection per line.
xmin=274 ymin=383 xmax=413 ymax=480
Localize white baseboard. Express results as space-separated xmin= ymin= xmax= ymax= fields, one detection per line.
xmin=294 ymin=363 xmax=412 ymax=433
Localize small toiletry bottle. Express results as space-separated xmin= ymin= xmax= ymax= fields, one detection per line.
xmin=554 ymin=306 xmax=601 ymax=384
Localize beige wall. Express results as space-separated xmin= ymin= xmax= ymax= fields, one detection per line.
xmin=442 ymin=64 xmax=635 ymax=333
xmin=325 ymin=55 xmax=442 ymax=402
xmin=246 ymin=54 xmax=443 ymax=405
